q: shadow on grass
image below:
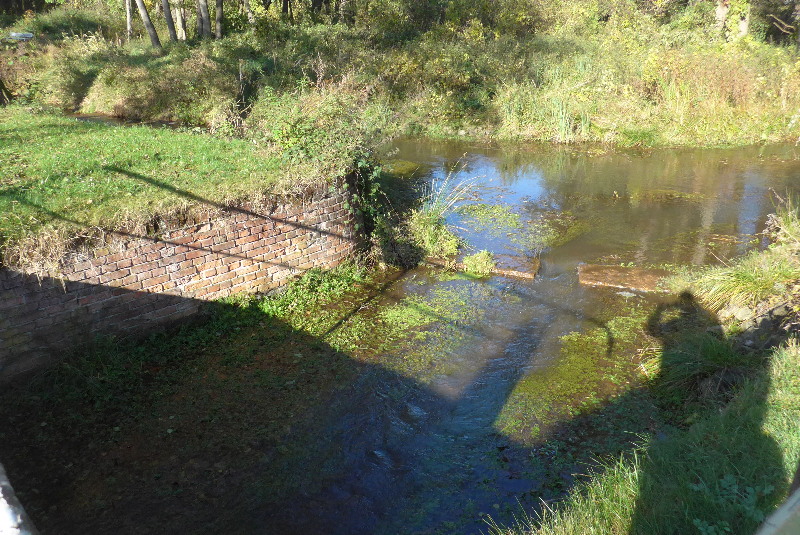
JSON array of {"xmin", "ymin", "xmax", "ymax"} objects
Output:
[
  {"xmin": 1, "ymin": 268, "xmax": 795, "ymax": 535},
  {"xmin": 624, "ymin": 293, "xmax": 790, "ymax": 534}
]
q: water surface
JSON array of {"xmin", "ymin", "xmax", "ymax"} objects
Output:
[{"xmin": 267, "ymin": 141, "xmax": 800, "ymax": 534}]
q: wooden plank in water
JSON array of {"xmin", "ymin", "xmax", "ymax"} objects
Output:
[{"xmin": 577, "ymin": 264, "xmax": 670, "ymax": 293}]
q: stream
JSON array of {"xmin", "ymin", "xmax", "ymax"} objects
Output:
[
  {"xmin": 9, "ymin": 121, "xmax": 800, "ymax": 533},
  {"xmin": 262, "ymin": 141, "xmax": 800, "ymax": 534}
]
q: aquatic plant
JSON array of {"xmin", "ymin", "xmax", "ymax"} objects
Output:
[
  {"xmin": 462, "ymin": 250, "xmax": 495, "ymax": 277},
  {"xmin": 407, "ymin": 163, "xmax": 476, "ymax": 258}
]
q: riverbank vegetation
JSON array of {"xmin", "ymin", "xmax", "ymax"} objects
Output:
[
  {"xmin": 5, "ymin": 1, "xmax": 800, "ymax": 264},
  {"xmin": 498, "ymin": 201, "xmax": 800, "ymax": 534},
  {"xmin": 3, "ymin": 1, "xmax": 800, "ymax": 148}
]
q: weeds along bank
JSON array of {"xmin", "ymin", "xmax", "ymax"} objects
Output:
[
  {"xmin": 3, "ymin": 2, "xmax": 800, "ymax": 146},
  {"xmin": 498, "ymin": 202, "xmax": 800, "ymax": 534}
]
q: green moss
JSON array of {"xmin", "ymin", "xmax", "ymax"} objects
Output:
[
  {"xmin": 514, "ymin": 211, "xmax": 591, "ymax": 252},
  {"xmin": 496, "ymin": 307, "xmax": 650, "ymax": 443},
  {"xmin": 380, "ymin": 302, "xmax": 438, "ymax": 332},
  {"xmin": 382, "ymin": 159, "xmax": 428, "ymax": 179},
  {"xmin": 629, "ymin": 189, "xmax": 706, "ymax": 204}
]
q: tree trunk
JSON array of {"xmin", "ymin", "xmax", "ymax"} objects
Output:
[
  {"xmin": 0, "ymin": 78, "xmax": 10, "ymax": 106},
  {"xmin": 242, "ymin": 0, "xmax": 255, "ymax": 24},
  {"xmin": 162, "ymin": 0, "xmax": 179, "ymax": 41},
  {"xmin": 215, "ymin": 0, "xmax": 224, "ymax": 39},
  {"xmin": 134, "ymin": 0, "xmax": 163, "ymax": 49},
  {"xmin": 125, "ymin": 0, "xmax": 133, "ymax": 41},
  {"xmin": 197, "ymin": 0, "xmax": 203, "ymax": 36},
  {"xmin": 174, "ymin": 0, "xmax": 187, "ymax": 40},
  {"xmin": 198, "ymin": 0, "xmax": 212, "ymax": 37},
  {"xmin": 715, "ymin": 0, "xmax": 730, "ymax": 30},
  {"xmin": 261, "ymin": 0, "xmax": 272, "ymax": 12},
  {"xmin": 282, "ymin": 0, "xmax": 293, "ymax": 22},
  {"xmin": 338, "ymin": 0, "xmax": 354, "ymax": 25},
  {"xmin": 737, "ymin": 6, "xmax": 750, "ymax": 37}
]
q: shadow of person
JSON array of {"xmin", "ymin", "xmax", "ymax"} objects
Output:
[{"xmin": 629, "ymin": 291, "xmax": 788, "ymax": 534}]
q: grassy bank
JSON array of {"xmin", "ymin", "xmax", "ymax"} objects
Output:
[
  {"xmin": 3, "ymin": 3, "xmax": 800, "ymax": 147},
  {"xmin": 499, "ymin": 340, "xmax": 800, "ymax": 535},
  {"xmin": 0, "ymin": 104, "xmax": 360, "ymax": 269},
  {"xmin": 498, "ymin": 203, "xmax": 800, "ymax": 534}
]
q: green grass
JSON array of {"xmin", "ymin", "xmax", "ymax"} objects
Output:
[
  {"xmin": 671, "ymin": 200, "xmax": 800, "ymax": 310},
  {"xmin": 0, "ymin": 105, "xmax": 297, "ymax": 267},
  {"xmin": 497, "ymin": 339, "xmax": 800, "ymax": 535},
  {"xmin": 681, "ymin": 249, "xmax": 800, "ymax": 310}
]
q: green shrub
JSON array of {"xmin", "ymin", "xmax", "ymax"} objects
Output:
[{"xmin": 246, "ymin": 81, "xmax": 394, "ymax": 178}]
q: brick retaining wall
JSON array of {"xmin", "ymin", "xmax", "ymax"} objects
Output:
[{"xmin": 0, "ymin": 187, "xmax": 358, "ymax": 381}]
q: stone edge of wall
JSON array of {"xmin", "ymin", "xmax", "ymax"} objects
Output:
[{"xmin": 0, "ymin": 184, "xmax": 360, "ymax": 383}]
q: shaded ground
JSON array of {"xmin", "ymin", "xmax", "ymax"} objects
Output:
[{"xmin": 3, "ymin": 141, "xmax": 800, "ymax": 534}]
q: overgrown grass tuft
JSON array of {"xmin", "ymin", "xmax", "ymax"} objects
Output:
[
  {"xmin": 656, "ymin": 333, "xmax": 752, "ymax": 394},
  {"xmin": 405, "ymin": 168, "xmax": 475, "ymax": 259},
  {"xmin": 407, "ymin": 210, "xmax": 461, "ymax": 259},
  {"xmin": 682, "ymin": 249, "xmax": 800, "ymax": 310},
  {"xmin": 462, "ymin": 249, "xmax": 495, "ymax": 277}
]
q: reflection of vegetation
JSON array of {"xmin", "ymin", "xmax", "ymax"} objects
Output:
[
  {"xmin": 672, "ymin": 201, "xmax": 800, "ymax": 309},
  {"xmin": 462, "ymin": 249, "xmax": 495, "ymax": 277}
]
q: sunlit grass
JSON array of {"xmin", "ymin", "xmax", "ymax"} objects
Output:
[
  {"xmin": 671, "ymin": 199, "xmax": 800, "ymax": 310},
  {"xmin": 0, "ymin": 105, "xmax": 288, "ymax": 267},
  {"xmin": 496, "ymin": 340, "xmax": 800, "ymax": 535}
]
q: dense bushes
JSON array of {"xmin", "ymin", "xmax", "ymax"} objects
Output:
[{"xmin": 3, "ymin": 1, "xmax": 800, "ymax": 148}]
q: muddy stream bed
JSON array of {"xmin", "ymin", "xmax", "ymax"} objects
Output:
[{"xmin": 3, "ymin": 140, "xmax": 800, "ymax": 534}]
